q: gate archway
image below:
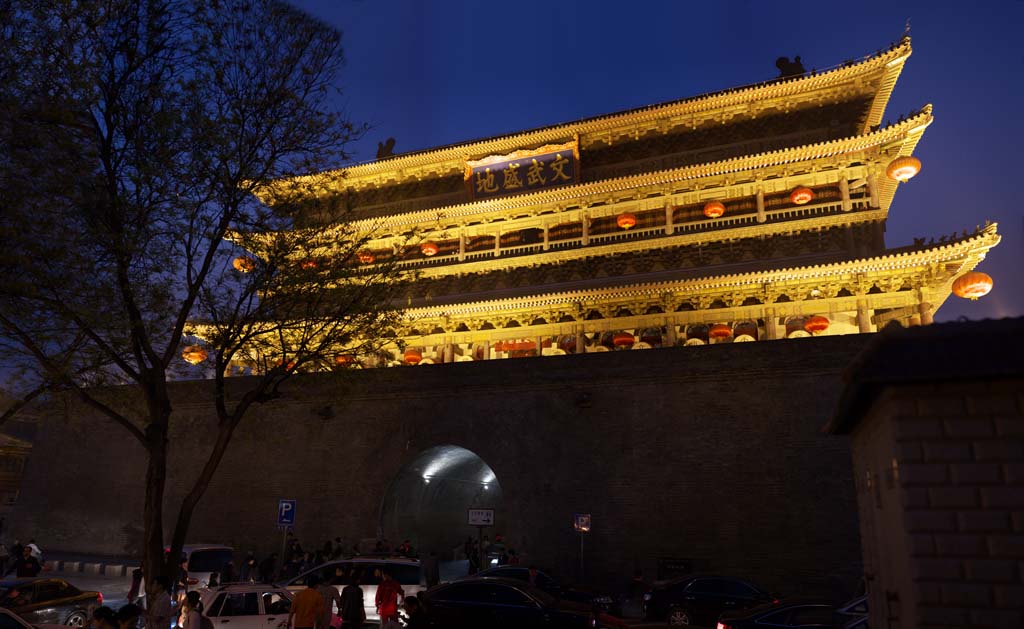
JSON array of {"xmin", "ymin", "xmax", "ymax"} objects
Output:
[{"xmin": 379, "ymin": 445, "xmax": 503, "ymax": 557}]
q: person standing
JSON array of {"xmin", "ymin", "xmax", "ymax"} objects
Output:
[
  {"xmin": 315, "ymin": 578, "xmax": 342, "ymax": 629},
  {"xmin": 26, "ymin": 539, "xmax": 42, "ymax": 562},
  {"xmin": 401, "ymin": 596, "xmax": 429, "ymax": 629},
  {"xmin": 288, "ymin": 575, "xmax": 324, "ymax": 629},
  {"xmin": 6, "ymin": 546, "xmax": 41, "ymax": 577},
  {"xmin": 0, "ymin": 542, "xmax": 9, "ymax": 575},
  {"xmin": 374, "ymin": 569, "xmax": 404, "ymax": 628},
  {"xmin": 258, "ymin": 553, "xmax": 278, "ymax": 583},
  {"xmin": 179, "ymin": 591, "xmax": 203, "ymax": 629},
  {"xmin": 422, "ymin": 551, "xmax": 439, "ymax": 589},
  {"xmin": 339, "ymin": 571, "xmax": 365, "ymax": 629},
  {"xmin": 146, "ymin": 576, "xmax": 173, "ymax": 629},
  {"xmin": 240, "ymin": 553, "xmax": 257, "ymax": 583}
]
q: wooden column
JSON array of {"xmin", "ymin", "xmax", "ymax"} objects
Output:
[
  {"xmin": 857, "ymin": 300, "xmax": 873, "ymax": 333},
  {"xmin": 575, "ymin": 324, "xmax": 586, "ymax": 354},
  {"xmin": 664, "ymin": 203, "xmax": 674, "ymax": 235},
  {"xmin": 481, "ymin": 340, "xmax": 490, "ymax": 361},
  {"xmin": 444, "ymin": 343, "xmax": 455, "ymax": 363},
  {"xmin": 763, "ymin": 307, "xmax": 777, "ymax": 340},
  {"xmin": 756, "ymin": 187, "xmax": 766, "ymax": 223},
  {"xmin": 542, "ymin": 224, "xmax": 550, "ymax": 251},
  {"xmin": 494, "ymin": 230, "xmax": 501, "ymax": 257},
  {"xmin": 840, "ymin": 174, "xmax": 852, "ymax": 211},
  {"xmin": 919, "ymin": 302, "xmax": 934, "ymax": 326},
  {"xmin": 867, "ymin": 170, "xmax": 880, "ymax": 208},
  {"xmin": 665, "ymin": 318, "xmax": 678, "ymax": 346},
  {"xmin": 458, "ymin": 231, "xmax": 466, "ymax": 261},
  {"xmin": 536, "ymin": 336, "xmax": 545, "ymax": 357},
  {"xmin": 581, "ymin": 211, "xmax": 590, "ymax": 245}
]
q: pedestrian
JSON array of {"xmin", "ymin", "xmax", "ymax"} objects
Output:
[
  {"xmin": 174, "ymin": 557, "xmax": 189, "ymax": 605},
  {"xmin": 332, "ymin": 538, "xmax": 343, "ymax": 560},
  {"xmin": 527, "ymin": 565, "xmax": 539, "ymax": 587},
  {"xmin": 374, "ymin": 568, "xmax": 404, "ymax": 628},
  {"xmin": 221, "ymin": 561, "xmax": 237, "ymax": 584},
  {"xmin": 288, "ymin": 575, "xmax": 324, "ymax": 629},
  {"xmin": 178, "ymin": 591, "xmax": 203, "ymax": 629},
  {"xmin": 497, "ymin": 549, "xmax": 509, "ymax": 566},
  {"xmin": 10, "ymin": 540, "xmax": 22, "ymax": 562},
  {"xmin": 299, "ymin": 552, "xmax": 315, "ymax": 575},
  {"xmin": 339, "ymin": 571, "xmax": 365, "ymax": 628},
  {"xmin": 116, "ymin": 604, "xmax": 143, "ymax": 629},
  {"xmin": 507, "ymin": 549, "xmax": 520, "ymax": 566},
  {"xmin": 92, "ymin": 607, "xmax": 118, "ymax": 629},
  {"xmin": 0, "ymin": 542, "xmax": 9, "ymax": 575},
  {"xmin": 145, "ymin": 576, "xmax": 173, "ymax": 629},
  {"xmin": 6, "ymin": 546, "xmax": 41, "ymax": 577},
  {"xmin": 26, "ymin": 539, "xmax": 42, "ymax": 562},
  {"xmin": 240, "ymin": 553, "xmax": 257, "ymax": 583},
  {"xmin": 258, "ymin": 553, "xmax": 278, "ymax": 583},
  {"xmin": 422, "ymin": 551, "xmax": 439, "ymax": 589},
  {"xmin": 316, "ymin": 577, "xmax": 342, "ymax": 629},
  {"xmin": 401, "ymin": 595, "xmax": 429, "ymax": 629},
  {"xmin": 396, "ymin": 540, "xmax": 411, "ymax": 557},
  {"xmin": 127, "ymin": 565, "xmax": 144, "ymax": 603},
  {"xmin": 466, "ymin": 539, "xmax": 479, "ymax": 575}
]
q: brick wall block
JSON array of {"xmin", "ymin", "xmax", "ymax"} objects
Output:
[
  {"xmin": 907, "ymin": 510, "xmax": 957, "ymax": 532},
  {"xmin": 910, "ymin": 533, "xmax": 935, "ymax": 556},
  {"xmin": 964, "ymin": 559, "xmax": 1018, "ymax": 582},
  {"xmin": 994, "ymin": 417, "xmax": 1024, "ymax": 437},
  {"xmin": 980, "ymin": 487, "xmax": 1024, "ymax": 509},
  {"xmin": 993, "ymin": 584, "xmax": 1024, "ymax": 608},
  {"xmin": 967, "ymin": 395, "xmax": 1019, "ymax": 416},
  {"xmin": 974, "ymin": 440, "xmax": 1024, "ymax": 462},
  {"xmin": 917, "ymin": 606, "xmax": 969, "ymax": 626},
  {"xmin": 917, "ymin": 397, "xmax": 966, "ymax": 417},
  {"xmin": 958, "ymin": 511, "xmax": 1011, "ymax": 532},
  {"xmin": 901, "ymin": 463, "xmax": 948, "ymax": 485},
  {"xmin": 968, "ymin": 609, "xmax": 1023, "ymax": 629},
  {"xmin": 934, "ymin": 533, "xmax": 986, "ymax": 556},
  {"xmin": 894, "ymin": 417, "xmax": 945, "ymax": 439},
  {"xmin": 987, "ymin": 534, "xmax": 1024, "ymax": 558},
  {"xmin": 915, "ymin": 582, "xmax": 942, "ymax": 604},
  {"xmin": 903, "ymin": 488, "xmax": 929, "ymax": 508},
  {"xmin": 1003, "ymin": 463, "xmax": 1024, "ymax": 484},
  {"xmin": 922, "ymin": 441, "xmax": 972, "ymax": 462},
  {"xmin": 895, "ymin": 441, "xmax": 923, "ymax": 462},
  {"xmin": 950, "ymin": 463, "xmax": 1001, "ymax": 485},
  {"xmin": 928, "ymin": 487, "xmax": 978, "ymax": 508},
  {"xmin": 940, "ymin": 582, "xmax": 992, "ymax": 606},
  {"xmin": 945, "ymin": 417, "xmax": 995, "ymax": 437},
  {"xmin": 913, "ymin": 557, "xmax": 963, "ymax": 580}
]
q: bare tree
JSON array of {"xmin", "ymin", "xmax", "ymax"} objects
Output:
[{"xmin": 0, "ymin": 0, "xmax": 410, "ymax": 588}]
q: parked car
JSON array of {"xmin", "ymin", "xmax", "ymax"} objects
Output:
[
  {"xmin": 0, "ymin": 578, "xmax": 102, "ymax": 627},
  {"xmin": 280, "ymin": 557, "xmax": 423, "ymax": 623},
  {"xmin": 835, "ymin": 595, "xmax": 867, "ymax": 621},
  {"xmin": 473, "ymin": 566, "xmax": 622, "ymax": 616},
  {"xmin": 715, "ymin": 600, "xmax": 835, "ymax": 628},
  {"xmin": 421, "ymin": 577, "xmax": 627, "ymax": 628},
  {"xmin": 0, "ymin": 607, "xmax": 69, "ymax": 629},
  {"xmin": 174, "ymin": 545, "xmax": 235, "ymax": 590},
  {"xmin": 199, "ymin": 584, "xmax": 294, "ymax": 629},
  {"xmin": 642, "ymin": 575, "xmax": 773, "ymax": 624}
]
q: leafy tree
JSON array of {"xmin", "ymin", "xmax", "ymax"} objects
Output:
[{"xmin": 0, "ymin": 0, "xmax": 410, "ymax": 588}]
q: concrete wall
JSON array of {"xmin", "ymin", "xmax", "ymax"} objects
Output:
[
  {"xmin": 848, "ymin": 380, "xmax": 1024, "ymax": 629},
  {"xmin": 13, "ymin": 336, "xmax": 868, "ymax": 597}
]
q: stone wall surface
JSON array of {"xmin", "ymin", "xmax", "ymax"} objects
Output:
[{"xmin": 13, "ymin": 336, "xmax": 869, "ymax": 596}]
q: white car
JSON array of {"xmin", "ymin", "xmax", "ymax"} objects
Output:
[
  {"xmin": 281, "ymin": 558, "xmax": 423, "ymax": 623},
  {"xmin": 0, "ymin": 608, "xmax": 67, "ymax": 629},
  {"xmin": 178, "ymin": 545, "xmax": 235, "ymax": 590},
  {"xmin": 198, "ymin": 585, "xmax": 294, "ymax": 629}
]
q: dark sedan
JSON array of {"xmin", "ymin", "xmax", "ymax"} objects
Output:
[
  {"xmin": 0, "ymin": 579, "xmax": 101, "ymax": 627},
  {"xmin": 717, "ymin": 601, "xmax": 836, "ymax": 628},
  {"xmin": 474, "ymin": 565, "xmax": 623, "ymax": 616},
  {"xmin": 642, "ymin": 574, "xmax": 773, "ymax": 625},
  {"xmin": 422, "ymin": 577, "xmax": 627, "ymax": 628}
]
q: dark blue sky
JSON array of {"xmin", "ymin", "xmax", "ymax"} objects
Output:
[{"xmin": 290, "ymin": 0, "xmax": 1023, "ymax": 322}]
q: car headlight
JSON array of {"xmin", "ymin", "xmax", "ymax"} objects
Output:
[
  {"xmin": 642, "ymin": 593, "xmax": 652, "ymax": 601},
  {"xmin": 593, "ymin": 596, "xmax": 613, "ymax": 604}
]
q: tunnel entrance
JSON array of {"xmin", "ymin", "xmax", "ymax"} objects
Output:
[{"xmin": 379, "ymin": 445, "xmax": 503, "ymax": 558}]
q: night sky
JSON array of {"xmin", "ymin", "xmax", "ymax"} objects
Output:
[{"xmin": 289, "ymin": 0, "xmax": 1023, "ymax": 322}]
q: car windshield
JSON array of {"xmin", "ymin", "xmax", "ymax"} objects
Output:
[{"xmin": 188, "ymin": 550, "xmax": 233, "ymax": 573}]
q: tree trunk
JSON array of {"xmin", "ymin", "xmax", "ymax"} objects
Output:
[{"xmin": 143, "ymin": 380, "xmax": 173, "ymax": 601}]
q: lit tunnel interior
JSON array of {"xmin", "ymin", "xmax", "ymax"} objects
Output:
[{"xmin": 379, "ymin": 445, "xmax": 503, "ymax": 556}]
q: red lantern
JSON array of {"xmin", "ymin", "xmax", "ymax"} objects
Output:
[
  {"xmin": 181, "ymin": 345, "xmax": 208, "ymax": 365},
  {"xmin": 612, "ymin": 332, "xmax": 634, "ymax": 347},
  {"xmin": 300, "ymin": 258, "xmax": 318, "ymax": 270},
  {"xmin": 790, "ymin": 187, "xmax": 814, "ymax": 205},
  {"xmin": 274, "ymin": 358, "xmax": 297, "ymax": 372},
  {"xmin": 558, "ymin": 335, "xmax": 577, "ymax": 353},
  {"xmin": 640, "ymin": 328, "xmax": 662, "ymax": 346},
  {"xmin": 404, "ymin": 348, "xmax": 423, "ymax": 364},
  {"xmin": 616, "ymin": 213, "xmax": 637, "ymax": 229},
  {"xmin": 804, "ymin": 315, "xmax": 830, "ymax": 334},
  {"xmin": 886, "ymin": 156, "xmax": 922, "ymax": 182},
  {"xmin": 703, "ymin": 201, "xmax": 725, "ymax": 219},
  {"xmin": 421, "ymin": 242, "xmax": 439, "ymax": 256},
  {"xmin": 232, "ymin": 256, "xmax": 255, "ymax": 273},
  {"xmin": 709, "ymin": 323, "xmax": 732, "ymax": 340},
  {"xmin": 334, "ymin": 354, "xmax": 355, "ymax": 367},
  {"xmin": 733, "ymin": 320, "xmax": 758, "ymax": 340},
  {"xmin": 357, "ymin": 251, "xmax": 375, "ymax": 264},
  {"xmin": 952, "ymin": 271, "xmax": 993, "ymax": 301}
]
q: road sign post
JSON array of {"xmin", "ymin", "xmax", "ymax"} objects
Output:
[
  {"xmin": 573, "ymin": 513, "xmax": 591, "ymax": 582},
  {"xmin": 468, "ymin": 509, "xmax": 494, "ymax": 573},
  {"xmin": 278, "ymin": 499, "xmax": 296, "ymax": 567}
]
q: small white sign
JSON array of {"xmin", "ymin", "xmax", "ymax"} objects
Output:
[{"xmin": 468, "ymin": 508, "xmax": 495, "ymax": 526}]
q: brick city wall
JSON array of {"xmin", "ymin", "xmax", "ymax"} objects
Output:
[
  {"xmin": 849, "ymin": 380, "xmax": 1024, "ymax": 629},
  {"xmin": 14, "ymin": 336, "xmax": 869, "ymax": 597}
]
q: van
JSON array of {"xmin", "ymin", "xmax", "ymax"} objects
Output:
[{"xmin": 172, "ymin": 545, "xmax": 234, "ymax": 589}]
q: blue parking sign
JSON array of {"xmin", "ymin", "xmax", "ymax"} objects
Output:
[{"xmin": 278, "ymin": 499, "xmax": 296, "ymax": 526}]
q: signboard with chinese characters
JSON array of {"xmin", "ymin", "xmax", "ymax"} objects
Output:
[
  {"xmin": 468, "ymin": 508, "xmax": 495, "ymax": 526},
  {"xmin": 465, "ymin": 138, "xmax": 579, "ymax": 201}
]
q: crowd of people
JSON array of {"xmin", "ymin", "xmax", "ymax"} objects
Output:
[{"xmin": 0, "ymin": 539, "xmax": 44, "ymax": 577}]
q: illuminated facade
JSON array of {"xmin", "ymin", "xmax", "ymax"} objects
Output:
[{"xmin": 254, "ymin": 37, "xmax": 1000, "ymax": 368}]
